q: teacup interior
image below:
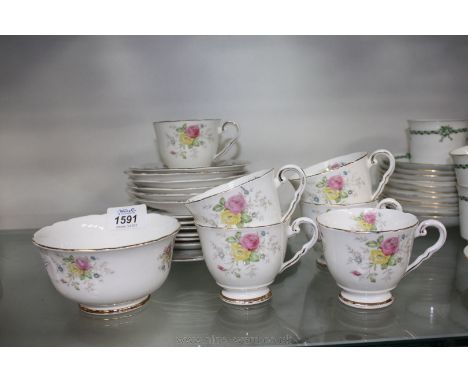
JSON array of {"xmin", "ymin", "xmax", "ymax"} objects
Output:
[
  {"xmin": 302, "ymin": 152, "xmax": 367, "ymax": 178},
  {"xmin": 34, "ymin": 213, "xmax": 179, "ymax": 250},
  {"xmin": 317, "ymin": 208, "xmax": 418, "ymax": 232},
  {"xmin": 451, "ymin": 146, "xmax": 468, "ymax": 156},
  {"xmin": 186, "ymin": 169, "xmax": 272, "ymax": 203}
]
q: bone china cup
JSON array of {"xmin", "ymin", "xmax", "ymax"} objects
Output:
[
  {"xmin": 457, "ymin": 185, "xmax": 468, "ymax": 240},
  {"xmin": 33, "ymin": 213, "xmax": 180, "ymax": 315},
  {"xmin": 450, "ymin": 145, "xmax": 468, "ymax": 187},
  {"xmin": 153, "ymin": 119, "xmax": 240, "ymax": 168},
  {"xmin": 290, "ymin": 151, "xmax": 395, "ymax": 205},
  {"xmin": 185, "ymin": 165, "xmax": 306, "ymax": 228},
  {"xmin": 197, "ymin": 217, "xmax": 319, "ymax": 305},
  {"xmin": 317, "ymin": 208, "xmax": 447, "ymax": 309},
  {"xmin": 409, "ymin": 119, "xmax": 468, "ymax": 164}
]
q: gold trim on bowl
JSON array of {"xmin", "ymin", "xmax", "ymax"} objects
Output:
[
  {"xmin": 32, "ymin": 229, "xmax": 179, "ymax": 253},
  {"xmin": 220, "ymin": 291, "xmax": 273, "ymax": 305},
  {"xmin": 79, "ymin": 295, "xmax": 151, "ymax": 315}
]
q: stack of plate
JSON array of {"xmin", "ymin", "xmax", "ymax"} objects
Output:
[
  {"xmin": 379, "ymin": 154, "xmax": 459, "ymax": 227},
  {"xmin": 125, "ymin": 161, "xmax": 249, "ymax": 261}
]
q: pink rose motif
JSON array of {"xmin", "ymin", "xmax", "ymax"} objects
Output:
[
  {"xmin": 225, "ymin": 194, "xmax": 247, "ymax": 214},
  {"xmin": 380, "ymin": 237, "xmax": 399, "ymax": 256},
  {"xmin": 363, "ymin": 212, "xmax": 376, "ymax": 225},
  {"xmin": 185, "ymin": 125, "xmax": 200, "ymax": 138},
  {"xmin": 75, "ymin": 257, "xmax": 92, "ymax": 271},
  {"xmin": 327, "ymin": 175, "xmax": 344, "ymax": 191},
  {"xmin": 217, "ymin": 265, "xmax": 226, "ymax": 271},
  {"xmin": 240, "ymin": 233, "xmax": 260, "ymax": 251},
  {"xmin": 330, "ymin": 162, "xmax": 342, "ymax": 170},
  {"xmin": 351, "ymin": 270, "xmax": 362, "ymax": 276}
]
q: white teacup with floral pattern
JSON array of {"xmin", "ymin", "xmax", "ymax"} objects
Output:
[
  {"xmin": 153, "ymin": 119, "xmax": 240, "ymax": 168},
  {"xmin": 317, "ymin": 208, "xmax": 447, "ymax": 309},
  {"xmin": 185, "ymin": 165, "xmax": 306, "ymax": 228},
  {"xmin": 197, "ymin": 217, "xmax": 319, "ymax": 305},
  {"xmin": 301, "ymin": 198, "xmax": 401, "ymax": 267},
  {"xmin": 290, "ymin": 151, "xmax": 395, "ymax": 205}
]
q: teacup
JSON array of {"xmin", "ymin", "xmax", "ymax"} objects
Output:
[
  {"xmin": 408, "ymin": 119, "xmax": 468, "ymax": 164},
  {"xmin": 153, "ymin": 119, "xmax": 240, "ymax": 168},
  {"xmin": 450, "ymin": 145, "xmax": 468, "ymax": 187},
  {"xmin": 185, "ymin": 165, "xmax": 306, "ymax": 228},
  {"xmin": 301, "ymin": 198, "xmax": 401, "ymax": 267},
  {"xmin": 317, "ymin": 208, "xmax": 447, "ymax": 309},
  {"xmin": 290, "ymin": 150, "xmax": 395, "ymax": 205},
  {"xmin": 457, "ymin": 185, "xmax": 468, "ymax": 240},
  {"xmin": 197, "ymin": 217, "xmax": 319, "ymax": 305}
]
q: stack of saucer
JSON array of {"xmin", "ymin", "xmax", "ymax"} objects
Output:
[
  {"xmin": 126, "ymin": 161, "xmax": 249, "ymax": 261},
  {"xmin": 379, "ymin": 154, "xmax": 459, "ymax": 227}
]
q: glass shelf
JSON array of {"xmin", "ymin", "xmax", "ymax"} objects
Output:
[{"xmin": 1, "ymin": 227, "xmax": 468, "ymax": 346}]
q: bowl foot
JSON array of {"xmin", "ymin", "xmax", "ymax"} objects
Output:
[
  {"xmin": 79, "ymin": 295, "xmax": 151, "ymax": 316},
  {"xmin": 220, "ymin": 288, "xmax": 272, "ymax": 306},
  {"xmin": 339, "ymin": 291, "xmax": 394, "ymax": 310}
]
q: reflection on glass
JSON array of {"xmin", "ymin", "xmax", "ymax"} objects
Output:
[{"xmin": 210, "ymin": 302, "xmax": 299, "ymax": 346}]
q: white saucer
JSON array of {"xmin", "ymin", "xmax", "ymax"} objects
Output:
[
  {"xmin": 128, "ymin": 161, "xmax": 249, "ymax": 174},
  {"xmin": 132, "ymin": 174, "xmax": 242, "ymax": 189},
  {"xmin": 127, "ymin": 170, "xmax": 246, "ymax": 182}
]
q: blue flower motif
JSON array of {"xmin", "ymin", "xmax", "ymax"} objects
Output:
[
  {"xmin": 93, "ymin": 273, "xmax": 100, "ymax": 278},
  {"xmin": 314, "ymin": 196, "xmax": 319, "ymax": 202}
]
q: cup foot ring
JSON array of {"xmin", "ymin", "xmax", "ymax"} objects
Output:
[
  {"xmin": 219, "ymin": 290, "xmax": 272, "ymax": 306},
  {"xmin": 79, "ymin": 295, "xmax": 151, "ymax": 316},
  {"xmin": 339, "ymin": 293, "xmax": 394, "ymax": 310}
]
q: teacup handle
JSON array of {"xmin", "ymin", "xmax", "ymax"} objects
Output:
[
  {"xmin": 274, "ymin": 165, "xmax": 307, "ymax": 222},
  {"xmin": 280, "ymin": 217, "xmax": 319, "ymax": 273},
  {"xmin": 213, "ymin": 121, "xmax": 240, "ymax": 161},
  {"xmin": 368, "ymin": 149, "xmax": 395, "ymax": 201},
  {"xmin": 405, "ymin": 219, "xmax": 447, "ymax": 276},
  {"xmin": 376, "ymin": 198, "xmax": 402, "ymax": 211}
]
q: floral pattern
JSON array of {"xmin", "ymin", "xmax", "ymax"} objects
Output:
[
  {"xmin": 159, "ymin": 243, "xmax": 173, "ymax": 272},
  {"xmin": 348, "ymin": 234, "xmax": 408, "ymax": 283},
  {"xmin": 315, "ymin": 174, "xmax": 350, "ymax": 203},
  {"xmin": 204, "ymin": 186, "xmax": 273, "ymax": 227},
  {"xmin": 209, "ymin": 230, "xmax": 281, "ymax": 279},
  {"xmin": 166, "ymin": 123, "xmax": 215, "ymax": 159},
  {"xmin": 212, "ymin": 193, "xmax": 253, "ymax": 227},
  {"xmin": 53, "ymin": 255, "xmax": 114, "ymax": 292},
  {"xmin": 354, "ymin": 211, "xmax": 377, "ymax": 231}
]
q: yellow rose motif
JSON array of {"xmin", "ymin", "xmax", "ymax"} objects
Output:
[
  {"xmin": 358, "ymin": 221, "xmax": 375, "ymax": 231},
  {"xmin": 179, "ymin": 133, "xmax": 194, "ymax": 146},
  {"xmin": 323, "ymin": 187, "xmax": 340, "ymax": 202},
  {"xmin": 231, "ymin": 243, "xmax": 251, "ymax": 261},
  {"xmin": 220, "ymin": 210, "xmax": 242, "ymax": 226},
  {"xmin": 370, "ymin": 249, "xmax": 390, "ymax": 265}
]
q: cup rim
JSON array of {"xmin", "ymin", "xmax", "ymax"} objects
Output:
[
  {"xmin": 297, "ymin": 152, "xmax": 368, "ymax": 179},
  {"xmin": 153, "ymin": 119, "xmax": 222, "ymax": 125},
  {"xmin": 32, "ymin": 213, "xmax": 180, "ymax": 253},
  {"xmin": 185, "ymin": 169, "xmax": 273, "ymax": 204},
  {"xmin": 300, "ymin": 200, "xmax": 376, "ymax": 207},
  {"xmin": 450, "ymin": 146, "xmax": 468, "ymax": 156},
  {"xmin": 316, "ymin": 208, "xmax": 418, "ymax": 234},
  {"xmin": 195, "ymin": 219, "xmax": 288, "ymax": 230}
]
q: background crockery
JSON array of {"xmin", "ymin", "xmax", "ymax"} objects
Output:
[
  {"xmin": 153, "ymin": 119, "xmax": 240, "ymax": 168},
  {"xmin": 196, "ymin": 217, "xmax": 319, "ymax": 305},
  {"xmin": 450, "ymin": 145, "xmax": 468, "ymax": 187},
  {"xmin": 185, "ymin": 165, "xmax": 306, "ymax": 228},
  {"xmin": 317, "ymin": 208, "xmax": 447, "ymax": 309},
  {"xmin": 408, "ymin": 119, "xmax": 468, "ymax": 164},
  {"xmin": 290, "ymin": 150, "xmax": 395, "ymax": 205}
]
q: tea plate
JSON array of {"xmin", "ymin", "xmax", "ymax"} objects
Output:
[
  {"xmin": 172, "ymin": 249, "xmax": 203, "ymax": 262},
  {"xmin": 383, "ymin": 187, "xmax": 459, "ymax": 204},
  {"xmin": 128, "ymin": 161, "xmax": 249, "ymax": 174},
  {"xmin": 135, "ymin": 200, "xmax": 190, "ymax": 215},
  {"xmin": 127, "ymin": 184, "xmax": 212, "ymax": 195},
  {"xmin": 128, "ymin": 191, "xmax": 196, "ymax": 202},
  {"xmin": 388, "ymin": 178, "xmax": 457, "ymax": 192},
  {"xmin": 132, "ymin": 175, "xmax": 242, "ymax": 189},
  {"xmin": 379, "ymin": 169, "xmax": 455, "ymax": 182},
  {"xmin": 127, "ymin": 170, "xmax": 246, "ymax": 182},
  {"xmin": 174, "ymin": 242, "xmax": 202, "ymax": 250},
  {"xmin": 176, "ymin": 232, "xmax": 199, "ymax": 239}
]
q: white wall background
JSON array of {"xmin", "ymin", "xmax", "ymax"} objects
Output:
[{"xmin": 1, "ymin": 36, "xmax": 467, "ymax": 229}]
